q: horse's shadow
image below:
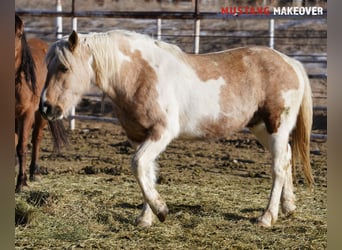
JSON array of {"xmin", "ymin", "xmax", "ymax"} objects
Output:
[
  {"xmin": 109, "ymin": 202, "xmax": 138, "ymax": 225},
  {"xmin": 168, "ymin": 203, "xmax": 203, "ymax": 215},
  {"xmin": 113, "ymin": 202, "xmax": 264, "ymax": 225},
  {"xmin": 224, "ymin": 207, "xmax": 264, "ymax": 223}
]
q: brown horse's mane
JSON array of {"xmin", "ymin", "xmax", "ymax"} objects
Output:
[{"xmin": 15, "ymin": 15, "xmax": 37, "ymax": 94}]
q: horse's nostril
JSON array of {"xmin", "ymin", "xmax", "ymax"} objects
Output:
[
  {"xmin": 38, "ymin": 92, "xmax": 62, "ymax": 120},
  {"xmin": 41, "ymin": 102, "xmax": 51, "ymax": 114},
  {"xmin": 55, "ymin": 106, "xmax": 63, "ymax": 118},
  {"xmin": 39, "ymin": 101, "xmax": 59, "ymax": 120}
]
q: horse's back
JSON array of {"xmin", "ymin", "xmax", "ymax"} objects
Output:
[
  {"xmin": 28, "ymin": 38, "xmax": 48, "ymax": 51},
  {"xmin": 172, "ymin": 46, "xmax": 305, "ymax": 137}
]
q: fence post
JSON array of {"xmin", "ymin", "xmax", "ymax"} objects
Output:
[
  {"xmin": 69, "ymin": 0, "xmax": 77, "ymax": 130},
  {"xmin": 269, "ymin": 18, "xmax": 274, "ymax": 49},
  {"xmin": 157, "ymin": 18, "xmax": 162, "ymax": 40},
  {"xmin": 193, "ymin": 0, "xmax": 200, "ymax": 54},
  {"xmin": 71, "ymin": 0, "xmax": 77, "ymax": 33},
  {"xmin": 56, "ymin": 0, "xmax": 63, "ymax": 39}
]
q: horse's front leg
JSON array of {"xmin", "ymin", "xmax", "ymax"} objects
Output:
[
  {"xmin": 29, "ymin": 112, "xmax": 47, "ymax": 181},
  {"xmin": 15, "ymin": 120, "xmax": 19, "ymax": 167},
  {"xmin": 16, "ymin": 113, "xmax": 34, "ymax": 193},
  {"xmin": 131, "ymin": 131, "xmax": 174, "ymax": 227},
  {"xmin": 135, "ymin": 201, "xmax": 155, "ymax": 227}
]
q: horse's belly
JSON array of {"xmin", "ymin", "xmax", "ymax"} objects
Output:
[{"xmin": 178, "ymin": 104, "xmax": 257, "ymax": 139}]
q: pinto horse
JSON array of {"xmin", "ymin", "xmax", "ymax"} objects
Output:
[
  {"xmin": 15, "ymin": 15, "xmax": 67, "ymax": 193},
  {"xmin": 40, "ymin": 30, "xmax": 313, "ymax": 228}
]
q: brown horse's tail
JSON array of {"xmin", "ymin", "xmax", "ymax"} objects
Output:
[{"xmin": 291, "ymin": 61, "xmax": 314, "ymax": 188}]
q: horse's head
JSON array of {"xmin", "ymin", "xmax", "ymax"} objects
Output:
[
  {"xmin": 40, "ymin": 31, "xmax": 94, "ymax": 121},
  {"xmin": 15, "ymin": 15, "xmax": 24, "ymax": 68}
]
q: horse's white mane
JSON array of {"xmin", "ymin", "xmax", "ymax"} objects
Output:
[
  {"xmin": 79, "ymin": 29, "xmax": 185, "ymax": 61},
  {"xmin": 46, "ymin": 29, "xmax": 186, "ymax": 90},
  {"xmin": 84, "ymin": 30, "xmax": 186, "ymax": 85}
]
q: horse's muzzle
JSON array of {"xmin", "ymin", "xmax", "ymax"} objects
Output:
[{"xmin": 39, "ymin": 101, "xmax": 63, "ymax": 121}]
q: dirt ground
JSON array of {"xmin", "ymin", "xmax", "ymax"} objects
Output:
[
  {"xmin": 15, "ymin": 1, "xmax": 327, "ymax": 249},
  {"xmin": 15, "ymin": 104, "xmax": 327, "ymax": 249}
]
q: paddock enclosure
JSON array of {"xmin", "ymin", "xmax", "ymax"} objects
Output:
[{"xmin": 15, "ymin": 0, "xmax": 326, "ymax": 249}]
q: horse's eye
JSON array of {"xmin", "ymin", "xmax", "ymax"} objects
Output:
[{"xmin": 59, "ymin": 65, "xmax": 68, "ymax": 73}]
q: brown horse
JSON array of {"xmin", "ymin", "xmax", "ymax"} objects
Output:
[{"xmin": 15, "ymin": 15, "xmax": 67, "ymax": 193}]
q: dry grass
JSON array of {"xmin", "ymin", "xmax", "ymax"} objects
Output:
[{"xmin": 15, "ymin": 120, "xmax": 327, "ymax": 249}]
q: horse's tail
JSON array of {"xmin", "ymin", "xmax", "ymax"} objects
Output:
[{"xmin": 291, "ymin": 60, "xmax": 314, "ymax": 188}]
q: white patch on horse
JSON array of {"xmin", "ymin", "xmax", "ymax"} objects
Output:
[{"xmin": 155, "ymin": 64, "xmax": 227, "ymax": 137}]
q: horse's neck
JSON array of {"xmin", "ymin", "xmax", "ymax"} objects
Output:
[
  {"xmin": 15, "ymin": 51, "xmax": 22, "ymax": 73},
  {"xmin": 87, "ymin": 33, "xmax": 128, "ymax": 97}
]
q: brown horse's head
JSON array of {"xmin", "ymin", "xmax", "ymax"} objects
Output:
[
  {"xmin": 40, "ymin": 31, "xmax": 94, "ymax": 121},
  {"xmin": 15, "ymin": 14, "xmax": 37, "ymax": 93},
  {"xmin": 15, "ymin": 15, "xmax": 24, "ymax": 65}
]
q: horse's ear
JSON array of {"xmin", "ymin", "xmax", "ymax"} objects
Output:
[
  {"xmin": 15, "ymin": 15, "xmax": 24, "ymax": 31},
  {"xmin": 68, "ymin": 30, "xmax": 78, "ymax": 52}
]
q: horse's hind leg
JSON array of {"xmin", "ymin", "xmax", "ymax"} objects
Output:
[
  {"xmin": 132, "ymin": 131, "xmax": 174, "ymax": 227},
  {"xmin": 29, "ymin": 112, "xmax": 47, "ymax": 182},
  {"xmin": 280, "ymin": 144, "xmax": 296, "ymax": 216},
  {"xmin": 250, "ymin": 122, "xmax": 295, "ymax": 227}
]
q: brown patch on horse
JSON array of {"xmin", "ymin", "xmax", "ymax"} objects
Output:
[
  {"xmin": 112, "ymin": 41, "xmax": 166, "ymax": 144},
  {"xmin": 243, "ymin": 48, "xmax": 299, "ymax": 133},
  {"xmin": 188, "ymin": 47, "xmax": 299, "ymax": 135},
  {"xmin": 198, "ymin": 116, "xmax": 231, "ymax": 138}
]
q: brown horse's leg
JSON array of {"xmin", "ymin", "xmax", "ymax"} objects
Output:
[
  {"xmin": 15, "ymin": 113, "xmax": 34, "ymax": 193},
  {"xmin": 29, "ymin": 112, "xmax": 47, "ymax": 181},
  {"xmin": 15, "ymin": 119, "xmax": 19, "ymax": 167}
]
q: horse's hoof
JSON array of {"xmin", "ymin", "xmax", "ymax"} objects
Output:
[
  {"xmin": 15, "ymin": 184, "xmax": 29, "ymax": 193},
  {"xmin": 257, "ymin": 219, "xmax": 272, "ymax": 228},
  {"xmin": 157, "ymin": 207, "xmax": 169, "ymax": 222},
  {"xmin": 15, "ymin": 186, "xmax": 21, "ymax": 193},
  {"xmin": 257, "ymin": 211, "xmax": 273, "ymax": 228},
  {"xmin": 281, "ymin": 202, "xmax": 296, "ymax": 216},
  {"xmin": 135, "ymin": 219, "xmax": 153, "ymax": 228},
  {"xmin": 135, "ymin": 213, "xmax": 154, "ymax": 228},
  {"xmin": 30, "ymin": 174, "xmax": 42, "ymax": 182}
]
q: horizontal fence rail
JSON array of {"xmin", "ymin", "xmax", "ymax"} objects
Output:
[
  {"xmin": 16, "ymin": 2, "xmax": 326, "ymax": 141},
  {"xmin": 15, "ymin": 10, "xmax": 327, "ymax": 19}
]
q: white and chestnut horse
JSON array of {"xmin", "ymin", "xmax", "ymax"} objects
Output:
[{"xmin": 40, "ymin": 30, "xmax": 313, "ymax": 228}]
